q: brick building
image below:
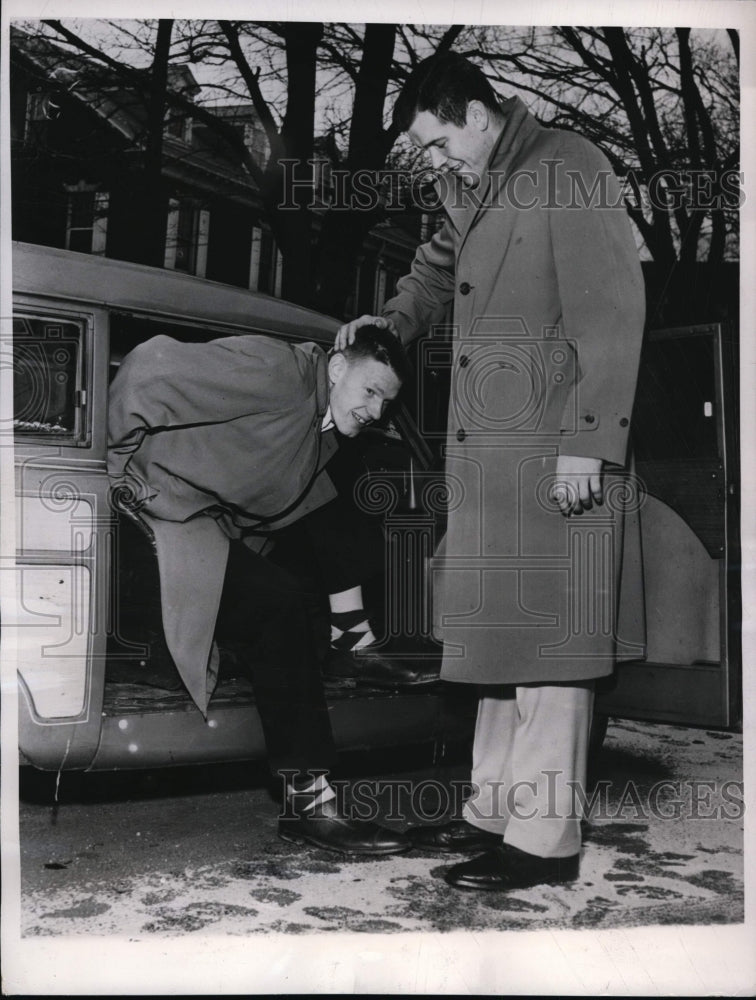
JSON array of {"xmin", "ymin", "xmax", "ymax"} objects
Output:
[{"xmin": 10, "ymin": 25, "xmax": 427, "ymax": 318}]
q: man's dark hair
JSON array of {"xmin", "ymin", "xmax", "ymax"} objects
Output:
[
  {"xmin": 340, "ymin": 324, "xmax": 412, "ymax": 386},
  {"xmin": 393, "ymin": 52, "xmax": 502, "ymax": 133}
]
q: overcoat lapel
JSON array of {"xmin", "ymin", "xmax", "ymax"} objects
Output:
[{"xmin": 446, "ymin": 97, "xmax": 540, "ymax": 253}]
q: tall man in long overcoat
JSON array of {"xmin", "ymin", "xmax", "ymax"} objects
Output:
[{"xmin": 339, "ymin": 53, "xmax": 646, "ymax": 890}]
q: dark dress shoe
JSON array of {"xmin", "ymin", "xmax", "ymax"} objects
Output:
[
  {"xmin": 278, "ymin": 797, "xmax": 411, "ymax": 856},
  {"xmin": 407, "ymin": 819, "xmax": 501, "ymax": 853},
  {"xmin": 444, "ymin": 843, "xmax": 579, "ymax": 891},
  {"xmin": 324, "ymin": 646, "xmax": 441, "ymax": 689}
]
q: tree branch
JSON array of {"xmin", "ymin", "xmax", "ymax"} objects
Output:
[
  {"xmin": 727, "ymin": 28, "xmax": 739, "ymax": 65},
  {"xmin": 219, "ymin": 21, "xmax": 283, "ymax": 157},
  {"xmin": 43, "ymin": 18, "xmax": 266, "ymax": 187}
]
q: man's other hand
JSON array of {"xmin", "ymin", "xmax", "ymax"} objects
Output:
[
  {"xmin": 335, "ymin": 315, "xmax": 398, "ymax": 351},
  {"xmin": 551, "ymin": 455, "xmax": 604, "ymax": 516}
]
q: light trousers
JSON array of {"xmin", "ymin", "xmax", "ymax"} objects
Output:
[{"xmin": 462, "ymin": 681, "xmax": 595, "ymax": 858}]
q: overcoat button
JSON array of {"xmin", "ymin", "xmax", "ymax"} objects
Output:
[
  {"xmin": 619, "ymin": 417, "xmax": 629, "ymax": 427},
  {"xmin": 456, "ymin": 428, "xmax": 466, "ymax": 442},
  {"xmin": 459, "ymin": 282, "xmax": 472, "ymax": 295},
  {"xmin": 584, "ymin": 414, "xmax": 595, "ymax": 424},
  {"xmin": 459, "ymin": 354, "xmax": 470, "ymax": 367}
]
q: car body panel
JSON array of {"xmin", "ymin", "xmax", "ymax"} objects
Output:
[{"xmin": 11, "ymin": 242, "xmax": 459, "ymax": 771}]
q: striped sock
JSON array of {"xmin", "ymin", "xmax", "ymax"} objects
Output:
[
  {"xmin": 330, "ymin": 609, "xmax": 376, "ymax": 651},
  {"xmin": 286, "ymin": 774, "xmax": 336, "ymax": 813}
]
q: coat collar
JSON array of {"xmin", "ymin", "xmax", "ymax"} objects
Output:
[
  {"xmin": 440, "ymin": 96, "xmax": 541, "ymax": 246},
  {"xmin": 292, "ymin": 340, "xmax": 330, "ymax": 419}
]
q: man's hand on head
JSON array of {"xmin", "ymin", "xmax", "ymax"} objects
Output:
[
  {"xmin": 551, "ymin": 455, "xmax": 604, "ymax": 517},
  {"xmin": 335, "ymin": 315, "xmax": 398, "ymax": 352}
]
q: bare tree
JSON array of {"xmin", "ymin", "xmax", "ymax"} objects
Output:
[
  {"xmin": 461, "ymin": 25, "xmax": 739, "ymax": 321},
  {"xmin": 140, "ymin": 19, "xmax": 173, "ymax": 267},
  {"xmin": 19, "ymin": 19, "xmax": 469, "ymax": 310},
  {"xmin": 215, "ymin": 20, "xmax": 323, "ymax": 302},
  {"xmin": 171, "ymin": 19, "xmax": 465, "ymax": 312},
  {"xmin": 312, "ymin": 23, "xmax": 464, "ymax": 315},
  {"xmin": 14, "ymin": 20, "xmax": 739, "ymax": 320}
]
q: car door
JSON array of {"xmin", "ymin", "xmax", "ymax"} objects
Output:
[
  {"xmin": 12, "ymin": 297, "xmax": 113, "ymax": 769},
  {"xmin": 596, "ymin": 322, "xmax": 740, "ymax": 728}
]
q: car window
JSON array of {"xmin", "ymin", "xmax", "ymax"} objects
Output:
[
  {"xmin": 12, "ymin": 313, "xmax": 85, "ymax": 442},
  {"xmin": 632, "ymin": 331, "xmax": 720, "ymax": 461},
  {"xmin": 108, "ymin": 312, "xmax": 290, "ymax": 383}
]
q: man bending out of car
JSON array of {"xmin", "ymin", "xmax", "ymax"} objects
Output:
[{"xmin": 107, "ymin": 325, "xmax": 412, "ymax": 856}]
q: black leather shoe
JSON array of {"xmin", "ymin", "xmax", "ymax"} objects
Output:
[
  {"xmin": 444, "ymin": 843, "xmax": 579, "ymax": 891},
  {"xmin": 407, "ymin": 819, "xmax": 501, "ymax": 853},
  {"xmin": 278, "ymin": 796, "xmax": 411, "ymax": 856},
  {"xmin": 324, "ymin": 647, "xmax": 441, "ymax": 689}
]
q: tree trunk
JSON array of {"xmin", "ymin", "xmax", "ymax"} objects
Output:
[
  {"xmin": 272, "ymin": 22, "xmax": 323, "ymax": 306},
  {"xmin": 314, "ymin": 24, "xmax": 397, "ymax": 317},
  {"xmin": 138, "ymin": 19, "xmax": 172, "ymax": 267},
  {"xmin": 315, "ymin": 206, "xmax": 384, "ymax": 318}
]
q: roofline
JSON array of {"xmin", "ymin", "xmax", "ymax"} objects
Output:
[{"xmin": 12, "ymin": 242, "xmax": 340, "ymax": 344}]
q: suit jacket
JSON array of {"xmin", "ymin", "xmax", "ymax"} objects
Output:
[
  {"xmin": 383, "ymin": 97, "xmax": 647, "ymax": 684},
  {"xmin": 108, "ymin": 334, "xmax": 337, "ymax": 712}
]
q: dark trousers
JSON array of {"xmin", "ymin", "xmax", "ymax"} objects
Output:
[
  {"xmin": 215, "ymin": 497, "xmax": 384, "ymax": 778},
  {"xmin": 216, "ymin": 540, "xmax": 338, "ymax": 778},
  {"xmin": 271, "ymin": 494, "xmax": 385, "ymax": 595}
]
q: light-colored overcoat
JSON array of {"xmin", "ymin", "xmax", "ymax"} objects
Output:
[
  {"xmin": 107, "ymin": 334, "xmax": 336, "ymax": 711},
  {"xmin": 383, "ymin": 97, "xmax": 647, "ymax": 684}
]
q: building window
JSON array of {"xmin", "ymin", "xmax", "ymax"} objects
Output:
[
  {"xmin": 373, "ymin": 261, "xmax": 387, "ymax": 313},
  {"xmin": 65, "ymin": 187, "xmax": 109, "ymax": 255},
  {"xmin": 345, "ymin": 257, "xmax": 363, "ymax": 319},
  {"xmin": 175, "ymin": 200, "xmax": 198, "ymax": 273},
  {"xmin": 257, "ymin": 228, "xmax": 281, "ymax": 296},
  {"xmin": 249, "ymin": 226, "xmax": 262, "ymax": 290},
  {"xmin": 274, "ymin": 250, "xmax": 283, "ymax": 298},
  {"xmin": 420, "ymin": 211, "xmax": 445, "ymax": 242},
  {"xmin": 165, "ymin": 198, "xmax": 209, "ymax": 277},
  {"xmin": 13, "ymin": 89, "xmax": 41, "ymax": 141},
  {"xmin": 165, "ymin": 112, "xmax": 193, "ymax": 144},
  {"xmin": 27, "ymin": 91, "xmax": 49, "ymax": 122},
  {"xmin": 25, "ymin": 90, "xmax": 59, "ymax": 130}
]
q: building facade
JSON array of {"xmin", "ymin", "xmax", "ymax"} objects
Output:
[{"xmin": 10, "ymin": 26, "xmax": 428, "ymax": 319}]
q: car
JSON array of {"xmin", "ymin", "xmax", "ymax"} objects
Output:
[
  {"xmin": 8, "ymin": 242, "xmax": 740, "ymax": 777},
  {"xmin": 9, "ymin": 241, "xmax": 473, "ymax": 773}
]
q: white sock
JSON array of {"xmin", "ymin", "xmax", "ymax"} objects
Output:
[
  {"xmin": 286, "ymin": 774, "xmax": 336, "ymax": 812},
  {"xmin": 330, "ymin": 620, "xmax": 377, "ymax": 650}
]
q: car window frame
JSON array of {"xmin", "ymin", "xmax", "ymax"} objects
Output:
[{"xmin": 11, "ymin": 301, "xmax": 94, "ymax": 449}]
